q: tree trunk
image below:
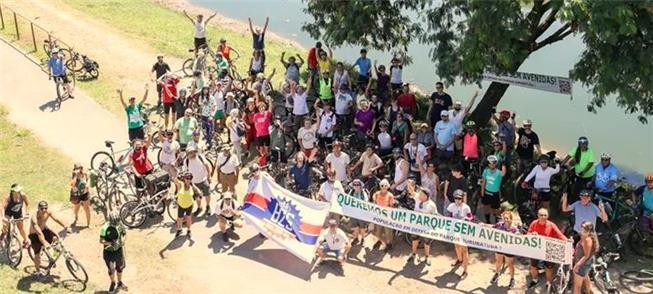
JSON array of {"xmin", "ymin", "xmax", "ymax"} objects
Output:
[{"xmin": 468, "ymin": 81, "xmax": 510, "ymax": 124}]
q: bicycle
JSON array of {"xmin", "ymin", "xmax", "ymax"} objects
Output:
[
  {"xmin": 590, "ymin": 252, "xmax": 621, "ymax": 294},
  {"xmin": 65, "ymin": 52, "xmax": 100, "ymax": 80},
  {"xmin": 1, "ymin": 216, "xmax": 29, "ymax": 268},
  {"xmin": 28, "ymin": 234, "xmax": 88, "ymax": 284},
  {"xmin": 624, "ymin": 212, "xmax": 653, "ymax": 258},
  {"xmin": 620, "ymin": 268, "xmax": 653, "ymax": 293},
  {"xmin": 52, "ymin": 72, "xmax": 76, "ymax": 106},
  {"xmin": 90, "ymin": 140, "xmax": 133, "ymax": 177},
  {"xmin": 550, "ymin": 263, "xmax": 572, "ymax": 294},
  {"xmin": 42, "ymin": 39, "xmax": 72, "ymax": 62},
  {"xmin": 90, "ymin": 162, "xmax": 137, "ymax": 212},
  {"xmin": 119, "ymin": 187, "xmax": 172, "ymax": 228}
]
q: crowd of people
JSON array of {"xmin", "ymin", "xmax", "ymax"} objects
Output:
[{"xmin": 3, "ymin": 11, "xmax": 653, "ymax": 294}]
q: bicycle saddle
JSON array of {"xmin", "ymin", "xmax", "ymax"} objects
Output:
[{"xmin": 105, "ymin": 140, "xmax": 115, "ymax": 147}]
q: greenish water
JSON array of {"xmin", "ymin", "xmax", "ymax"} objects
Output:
[{"xmin": 193, "ymin": 0, "xmax": 652, "ymax": 179}]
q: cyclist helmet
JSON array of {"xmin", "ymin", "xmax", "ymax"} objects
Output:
[
  {"xmin": 538, "ymin": 154, "xmax": 550, "ymax": 163},
  {"xmin": 107, "ymin": 210, "xmax": 120, "ymax": 226},
  {"xmin": 392, "ymin": 148, "xmax": 403, "ymax": 157},
  {"xmin": 578, "ymin": 136, "xmax": 589, "ymax": 144},
  {"xmin": 645, "ymin": 173, "xmax": 653, "ymax": 183},
  {"xmin": 600, "ymin": 153, "xmax": 611, "ymax": 160},
  {"xmin": 487, "ymin": 155, "xmax": 498, "ymax": 163},
  {"xmin": 523, "ymin": 119, "xmax": 532, "ymax": 126},
  {"xmin": 579, "ymin": 189, "xmax": 593, "ymax": 198},
  {"xmin": 465, "ymin": 121, "xmax": 476, "ymax": 128}
]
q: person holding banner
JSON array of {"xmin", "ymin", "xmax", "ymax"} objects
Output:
[
  {"xmin": 527, "ymin": 208, "xmax": 568, "ymax": 290},
  {"xmin": 349, "ymin": 179, "xmax": 370, "ymax": 246},
  {"xmin": 373, "ymin": 179, "xmax": 396, "ymax": 251},
  {"xmin": 407, "ymin": 185, "xmax": 438, "ymax": 266},
  {"xmin": 317, "ymin": 219, "xmax": 351, "ymax": 265},
  {"xmin": 489, "ymin": 211, "xmax": 520, "ymax": 288},
  {"xmin": 446, "ymin": 189, "xmax": 473, "ymax": 280},
  {"xmin": 318, "ymin": 169, "xmax": 345, "ymax": 203}
]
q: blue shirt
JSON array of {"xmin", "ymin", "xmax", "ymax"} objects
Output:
[
  {"xmin": 290, "ymin": 163, "xmax": 311, "ymax": 191},
  {"xmin": 594, "ymin": 164, "xmax": 618, "ymax": 193},
  {"xmin": 434, "ymin": 120, "xmax": 456, "ymax": 151},
  {"xmin": 353, "ymin": 57, "xmax": 371, "ymax": 77},
  {"xmin": 636, "ymin": 185, "xmax": 653, "ymax": 215},
  {"xmin": 569, "ymin": 201, "xmax": 601, "ymax": 233},
  {"xmin": 48, "ymin": 56, "xmax": 66, "ymax": 76}
]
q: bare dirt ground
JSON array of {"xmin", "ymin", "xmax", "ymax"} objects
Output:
[{"xmin": 0, "ymin": 1, "xmax": 650, "ymax": 294}]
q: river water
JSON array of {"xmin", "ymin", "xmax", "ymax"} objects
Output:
[{"xmin": 192, "ymin": 0, "xmax": 651, "ymax": 179}]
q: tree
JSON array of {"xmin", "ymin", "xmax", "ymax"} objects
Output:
[{"xmin": 302, "ymin": 0, "xmax": 653, "ymax": 123}]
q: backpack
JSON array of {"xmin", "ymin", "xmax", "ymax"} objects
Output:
[{"xmin": 233, "ymin": 122, "xmax": 246, "ymax": 137}]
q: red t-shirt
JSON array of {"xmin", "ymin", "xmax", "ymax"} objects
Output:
[
  {"xmin": 528, "ymin": 220, "xmax": 566, "ymax": 240},
  {"xmin": 252, "ymin": 111, "xmax": 272, "ymax": 137},
  {"xmin": 159, "ymin": 78, "xmax": 179, "ymax": 104},
  {"xmin": 130, "ymin": 144, "xmax": 153, "ymax": 174},
  {"xmin": 307, "ymin": 48, "xmax": 318, "ymax": 70},
  {"xmin": 218, "ymin": 45, "xmax": 231, "ymax": 61},
  {"xmin": 397, "ymin": 93, "xmax": 417, "ymax": 115}
]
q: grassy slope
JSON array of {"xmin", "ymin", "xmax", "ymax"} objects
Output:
[
  {"xmin": 0, "ymin": 106, "xmax": 94, "ymax": 293},
  {"xmin": 64, "ymin": 0, "xmax": 304, "ymax": 86}
]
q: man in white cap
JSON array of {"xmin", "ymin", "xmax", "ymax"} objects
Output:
[
  {"xmin": 215, "ymin": 192, "xmax": 242, "ymax": 242},
  {"xmin": 216, "ymin": 146, "xmax": 240, "ymax": 196},
  {"xmin": 316, "ymin": 218, "xmax": 351, "ymax": 265},
  {"xmin": 448, "ymin": 91, "xmax": 478, "ymax": 152},
  {"xmin": 434, "ymin": 109, "xmax": 456, "ymax": 164},
  {"xmin": 182, "ymin": 145, "xmax": 212, "ymax": 216}
]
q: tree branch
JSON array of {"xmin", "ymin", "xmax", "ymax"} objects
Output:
[
  {"xmin": 534, "ymin": 23, "xmax": 572, "ymax": 50},
  {"xmin": 534, "ymin": 1, "xmax": 562, "ymax": 38}
]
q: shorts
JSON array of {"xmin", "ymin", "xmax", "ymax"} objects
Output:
[
  {"xmin": 134, "ymin": 169, "xmax": 153, "ymax": 190},
  {"xmin": 482, "ymin": 191, "xmax": 501, "ymax": 209},
  {"xmin": 219, "ymin": 215, "xmax": 236, "ymax": 222},
  {"xmin": 194, "ymin": 180, "xmax": 210, "ymax": 197},
  {"xmin": 410, "ymin": 234, "xmax": 434, "ymax": 245},
  {"xmin": 538, "ymin": 190, "xmax": 552, "ymax": 202},
  {"xmin": 194, "ymin": 37, "xmax": 207, "ymax": 51},
  {"xmin": 70, "ymin": 190, "xmax": 90, "ymax": 204},
  {"xmin": 574, "ymin": 258, "xmax": 593, "ymax": 277},
  {"xmin": 54, "ymin": 74, "xmax": 70, "ymax": 84},
  {"xmin": 103, "ymin": 249, "xmax": 126, "ymax": 274},
  {"xmin": 257, "ymin": 135, "xmax": 270, "ymax": 147},
  {"xmin": 303, "ymin": 148, "xmax": 315, "ymax": 158},
  {"xmin": 128, "ymin": 126, "xmax": 145, "ymax": 142},
  {"xmin": 163, "ymin": 102, "xmax": 175, "ymax": 115},
  {"xmin": 530, "ymin": 259, "xmax": 554, "ymax": 269},
  {"xmin": 29, "ymin": 227, "xmax": 56, "ymax": 254},
  {"xmin": 219, "ymin": 171, "xmax": 237, "ymax": 190},
  {"xmin": 177, "ymin": 205, "xmax": 193, "ymax": 218},
  {"xmin": 349, "ymin": 218, "xmax": 367, "ymax": 229},
  {"xmin": 356, "ymin": 75, "xmax": 370, "ymax": 88},
  {"xmin": 320, "ymin": 243, "xmax": 344, "ymax": 258},
  {"xmin": 214, "ymin": 110, "xmax": 225, "ymax": 120},
  {"xmin": 4, "ymin": 209, "xmax": 22, "ymax": 220},
  {"xmin": 391, "ymin": 83, "xmax": 402, "ymax": 92}
]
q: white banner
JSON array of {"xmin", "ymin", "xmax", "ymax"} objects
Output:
[
  {"xmin": 242, "ymin": 173, "xmax": 330, "ymax": 263},
  {"xmin": 482, "ymin": 71, "xmax": 572, "ymax": 95},
  {"xmin": 330, "ymin": 193, "xmax": 573, "ymax": 264}
]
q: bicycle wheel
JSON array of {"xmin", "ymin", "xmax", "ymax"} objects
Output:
[
  {"xmin": 620, "ymin": 270, "xmax": 653, "ymax": 293},
  {"xmin": 65, "ymin": 58, "xmax": 83, "ymax": 73},
  {"xmin": 166, "ymin": 199, "xmax": 179, "ymax": 222},
  {"xmin": 65, "ymin": 256, "xmax": 88, "ymax": 284},
  {"xmin": 182, "ymin": 58, "xmax": 194, "ymax": 77},
  {"xmin": 27, "ymin": 246, "xmax": 50, "ymax": 270},
  {"xmin": 628, "ymin": 227, "xmax": 653, "ymax": 258},
  {"xmin": 89, "ymin": 68, "xmax": 99, "ymax": 79},
  {"xmin": 89, "ymin": 195, "xmax": 107, "ymax": 213},
  {"xmin": 109, "ymin": 190, "xmax": 133, "ymax": 212},
  {"xmin": 119, "ymin": 200, "xmax": 146, "ymax": 228},
  {"xmin": 91, "ymin": 151, "xmax": 116, "ymax": 176},
  {"xmin": 55, "ymin": 80, "xmax": 63, "ymax": 103},
  {"xmin": 6, "ymin": 232, "xmax": 22, "ymax": 268},
  {"xmin": 273, "ymin": 105, "xmax": 288, "ymax": 119}
]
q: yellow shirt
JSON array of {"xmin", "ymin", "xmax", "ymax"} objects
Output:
[
  {"xmin": 177, "ymin": 185, "xmax": 195, "ymax": 209},
  {"xmin": 317, "ymin": 57, "xmax": 331, "ymax": 74}
]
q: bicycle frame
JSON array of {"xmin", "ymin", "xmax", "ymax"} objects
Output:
[{"xmin": 131, "ymin": 189, "xmax": 171, "ymax": 215}]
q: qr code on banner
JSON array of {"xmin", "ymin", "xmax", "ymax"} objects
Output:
[
  {"xmin": 545, "ymin": 240, "xmax": 566, "ymax": 263},
  {"xmin": 558, "ymin": 79, "xmax": 572, "ymax": 94}
]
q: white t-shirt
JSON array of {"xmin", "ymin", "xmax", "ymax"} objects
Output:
[
  {"xmin": 325, "ymin": 152, "xmax": 351, "ymax": 182},
  {"xmin": 390, "ymin": 65, "xmax": 403, "ymax": 84},
  {"xmin": 183, "ymin": 155, "xmax": 209, "ymax": 183},
  {"xmin": 414, "ymin": 199, "xmax": 438, "ymax": 215},
  {"xmin": 194, "ymin": 20, "xmax": 206, "ymax": 38},
  {"xmin": 333, "ymin": 70, "xmax": 349, "ymax": 91},
  {"xmin": 524, "ymin": 164, "xmax": 561, "ymax": 190},
  {"xmin": 393, "ymin": 159, "xmax": 408, "ymax": 191},
  {"xmin": 319, "ymin": 228, "xmax": 349, "ymax": 251},
  {"xmin": 297, "ymin": 126, "xmax": 317, "ymax": 149},
  {"xmin": 318, "ymin": 111, "xmax": 337, "ymax": 137},
  {"xmin": 359, "ymin": 153, "xmax": 382, "ymax": 176},
  {"xmin": 214, "ymin": 91, "xmax": 225, "ymax": 111},
  {"xmin": 377, "ymin": 132, "xmax": 392, "ymax": 149},
  {"xmin": 403, "ymin": 143, "xmax": 427, "ymax": 172},
  {"xmin": 215, "ymin": 199, "xmax": 240, "ymax": 218},
  {"xmin": 334, "ymin": 92, "xmax": 353, "ymax": 115},
  {"xmin": 216, "ymin": 152, "xmax": 240, "ymax": 174},
  {"xmin": 292, "ymin": 92, "xmax": 309, "ymax": 115},
  {"xmin": 448, "ymin": 109, "xmax": 467, "ymax": 135},
  {"xmin": 318, "ymin": 180, "xmax": 344, "ymax": 202},
  {"xmin": 447, "ymin": 203, "xmax": 473, "ymax": 220},
  {"xmin": 160, "ymin": 140, "xmax": 180, "ymax": 165}
]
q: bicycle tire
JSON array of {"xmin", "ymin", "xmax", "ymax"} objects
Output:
[
  {"xmin": 119, "ymin": 200, "xmax": 146, "ymax": 228},
  {"xmin": 91, "ymin": 151, "xmax": 116, "ymax": 177},
  {"xmin": 27, "ymin": 246, "xmax": 50, "ymax": 270},
  {"xmin": 628, "ymin": 227, "xmax": 653, "ymax": 258},
  {"xmin": 109, "ymin": 190, "xmax": 133, "ymax": 212},
  {"xmin": 6, "ymin": 232, "xmax": 22, "ymax": 268},
  {"xmin": 512, "ymin": 173, "xmax": 528, "ymax": 205},
  {"xmin": 622, "ymin": 270, "xmax": 653, "ymax": 282},
  {"xmin": 65, "ymin": 256, "xmax": 88, "ymax": 284},
  {"xmin": 43, "ymin": 43, "xmax": 51, "ymax": 57},
  {"xmin": 55, "ymin": 79, "xmax": 63, "ymax": 104},
  {"xmin": 620, "ymin": 270, "xmax": 653, "ymax": 293},
  {"xmin": 65, "ymin": 58, "xmax": 83, "ymax": 73},
  {"xmin": 166, "ymin": 199, "xmax": 179, "ymax": 222},
  {"xmin": 182, "ymin": 58, "xmax": 194, "ymax": 77},
  {"xmin": 89, "ymin": 195, "xmax": 107, "ymax": 213}
]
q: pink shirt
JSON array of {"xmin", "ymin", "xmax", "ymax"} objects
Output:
[
  {"xmin": 463, "ymin": 133, "xmax": 479, "ymax": 159},
  {"xmin": 253, "ymin": 111, "xmax": 272, "ymax": 137}
]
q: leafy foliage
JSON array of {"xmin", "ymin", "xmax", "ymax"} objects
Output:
[{"xmin": 302, "ymin": 0, "xmax": 653, "ymax": 123}]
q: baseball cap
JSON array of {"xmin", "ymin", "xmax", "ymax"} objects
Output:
[
  {"xmin": 186, "ymin": 145, "xmax": 197, "ymax": 152},
  {"xmin": 454, "ymin": 101, "xmax": 462, "ymax": 106},
  {"xmin": 10, "ymin": 184, "xmax": 22, "ymax": 192},
  {"xmin": 328, "ymin": 218, "xmax": 338, "ymax": 226},
  {"xmin": 453, "ymin": 189, "xmax": 464, "ymax": 199},
  {"xmin": 440, "ymin": 110, "xmax": 449, "ymax": 116}
]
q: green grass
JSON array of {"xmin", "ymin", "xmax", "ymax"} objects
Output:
[{"xmin": 64, "ymin": 0, "xmax": 304, "ymax": 86}]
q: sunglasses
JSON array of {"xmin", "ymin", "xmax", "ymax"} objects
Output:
[
  {"xmin": 538, "ymin": 214, "xmax": 548, "ymax": 217},
  {"xmin": 381, "ymin": 185, "xmax": 389, "ymax": 188},
  {"xmin": 580, "ymin": 194, "xmax": 590, "ymax": 198},
  {"xmin": 352, "ymin": 183, "xmax": 362, "ymax": 187}
]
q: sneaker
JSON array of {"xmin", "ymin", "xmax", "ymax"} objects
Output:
[
  {"xmin": 527, "ymin": 279, "xmax": 539, "ymax": 289},
  {"xmin": 451, "ymin": 260, "xmax": 462, "ymax": 267},
  {"xmin": 490, "ymin": 273, "xmax": 499, "ymax": 284},
  {"xmin": 175, "ymin": 230, "xmax": 182, "ymax": 238},
  {"xmin": 187, "ymin": 230, "xmax": 192, "ymax": 237},
  {"xmin": 508, "ymin": 278, "xmax": 515, "ymax": 289},
  {"xmin": 222, "ymin": 232, "xmax": 229, "ymax": 242},
  {"xmin": 378, "ymin": 243, "xmax": 386, "ymax": 251},
  {"xmin": 424, "ymin": 257, "xmax": 431, "ymax": 266},
  {"xmin": 117, "ymin": 281, "xmax": 128, "ymax": 291},
  {"xmin": 205, "ymin": 206, "xmax": 212, "ymax": 215},
  {"xmin": 407, "ymin": 254, "xmax": 415, "ymax": 263},
  {"xmin": 109, "ymin": 282, "xmax": 116, "ymax": 292},
  {"xmin": 193, "ymin": 207, "xmax": 202, "ymax": 216},
  {"xmin": 460, "ymin": 272, "xmax": 468, "ymax": 280}
]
